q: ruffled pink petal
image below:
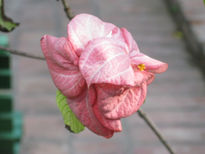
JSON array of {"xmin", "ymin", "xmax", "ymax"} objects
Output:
[
  {"xmin": 144, "ymin": 71, "xmax": 155, "ymax": 85},
  {"xmin": 67, "ymin": 13, "xmax": 119, "ymax": 56},
  {"xmin": 121, "ymin": 28, "xmax": 140, "ymax": 52},
  {"xmin": 133, "ymin": 70, "xmax": 155, "ymax": 86},
  {"xmin": 120, "ymin": 28, "xmax": 168, "ymax": 74},
  {"xmin": 93, "ymin": 103, "xmax": 122, "ymax": 132},
  {"xmin": 130, "ymin": 52, "xmax": 168, "ymax": 74},
  {"xmin": 40, "ymin": 35, "xmax": 86, "ymax": 98},
  {"xmin": 67, "ymin": 87, "xmax": 114, "ymax": 138},
  {"xmin": 93, "ymin": 85, "xmax": 122, "ymax": 132},
  {"xmin": 99, "ymin": 82, "xmax": 147, "ymax": 119},
  {"xmin": 79, "ymin": 37, "xmax": 135, "ymax": 87}
]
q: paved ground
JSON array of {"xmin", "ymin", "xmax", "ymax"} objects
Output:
[{"xmin": 6, "ymin": 0, "xmax": 205, "ymax": 153}]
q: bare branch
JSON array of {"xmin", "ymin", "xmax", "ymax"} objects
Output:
[
  {"xmin": 0, "ymin": 46, "xmax": 45, "ymax": 60},
  {"xmin": 137, "ymin": 109, "xmax": 175, "ymax": 154},
  {"xmin": 60, "ymin": 0, "xmax": 74, "ymax": 20}
]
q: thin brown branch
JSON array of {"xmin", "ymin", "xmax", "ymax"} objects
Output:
[
  {"xmin": 60, "ymin": 0, "xmax": 74, "ymax": 20},
  {"xmin": 137, "ymin": 109, "xmax": 175, "ymax": 154},
  {"xmin": 0, "ymin": 46, "xmax": 45, "ymax": 60}
]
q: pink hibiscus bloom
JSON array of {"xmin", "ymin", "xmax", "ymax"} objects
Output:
[{"xmin": 40, "ymin": 14, "xmax": 168, "ymax": 138}]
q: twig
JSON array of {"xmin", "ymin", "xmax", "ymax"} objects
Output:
[
  {"xmin": 59, "ymin": 0, "xmax": 74, "ymax": 20},
  {"xmin": 0, "ymin": 46, "xmax": 45, "ymax": 60},
  {"xmin": 137, "ymin": 109, "xmax": 175, "ymax": 154}
]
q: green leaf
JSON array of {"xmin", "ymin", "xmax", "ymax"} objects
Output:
[
  {"xmin": 0, "ymin": 0, "xmax": 19, "ymax": 32},
  {"xmin": 173, "ymin": 30, "xmax": 183, "ymax": 39},
  {"xmin": 56, "ymin": 90, "xmax": 85, "ymax": 133}
]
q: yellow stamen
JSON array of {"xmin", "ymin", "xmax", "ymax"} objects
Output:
[{"xmin": 137, "ymin": 64, "xmax": 146, "ymax": 71}]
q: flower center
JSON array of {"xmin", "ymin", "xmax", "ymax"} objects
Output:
[{"xmin": 137, "ymin": 64, "xmax": 146, "ymax": 71}]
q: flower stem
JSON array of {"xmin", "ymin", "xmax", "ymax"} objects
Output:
[
  {"xmin": 137, "ymin": 109, "xmax": 175, "ymax": 154},
  {"xmin": 0, "ymin": 46, "xmax": 44, "ymax": 60}
]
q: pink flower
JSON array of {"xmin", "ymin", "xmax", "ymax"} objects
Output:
[{"xmin": 40, "ymin": 14, "xmax": 168, "ymax": 138}]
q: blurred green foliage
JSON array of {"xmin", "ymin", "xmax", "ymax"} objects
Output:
[{"xmin": 0, "ymin": 0, "xmax": 19, "ymax": 32}]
